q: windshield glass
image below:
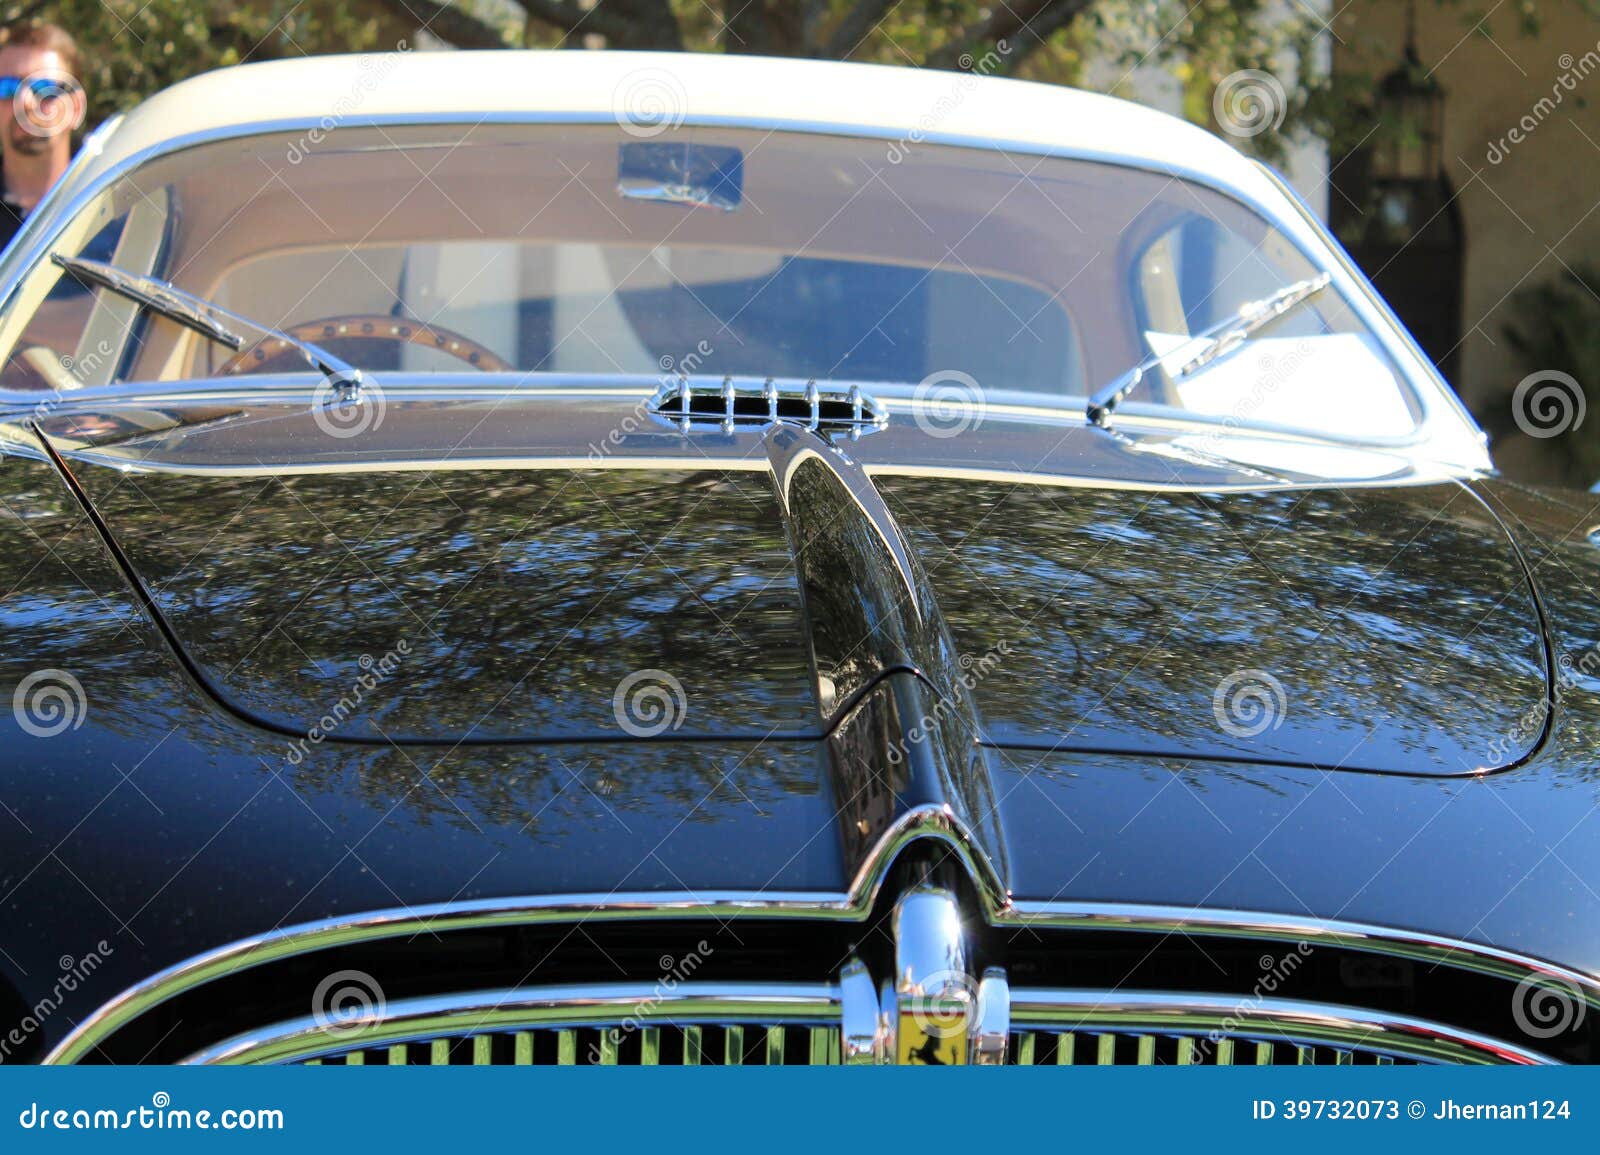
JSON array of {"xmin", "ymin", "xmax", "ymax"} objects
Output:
[{"xmin": 0, "ymin": 122, "xmax": 1421, "ymax": 440}]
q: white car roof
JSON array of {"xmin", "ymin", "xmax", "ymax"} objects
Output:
[{"xmin": 69, "ymin": 49, "xmax": 1277, "ymax": 201}]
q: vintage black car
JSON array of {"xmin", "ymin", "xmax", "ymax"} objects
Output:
[{"xmin": 0, "ymin": 50, "xmax": 1595, "ymax": 1066}]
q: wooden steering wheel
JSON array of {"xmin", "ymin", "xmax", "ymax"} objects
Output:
[{"xmin": 216, "ymin": 314, "xmax": 513, "ymax": 375}]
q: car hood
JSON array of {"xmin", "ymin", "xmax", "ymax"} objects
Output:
[
  {"xmin": 0, "ymin": 395, "xmax": 1587, "ymax": 1057},
  {"xmin": 41, "ymin": 394, "xmax": 1548, "ymax": 776}
]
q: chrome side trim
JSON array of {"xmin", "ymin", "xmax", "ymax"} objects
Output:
[
  {"xmin": 181, "ymin": 982, "xmax": 841, "ymax": 1065},
  {"xmin": 1007, "ymin": 989, "xmax": 1557, "ymax": 1065},
  {"xmin": 45, "ymin": 890, "xmax": 1600, "ymax": 1064}
]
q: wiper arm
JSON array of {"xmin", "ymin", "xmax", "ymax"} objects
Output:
[
  {"xmin": 50, "ymin": 253, "xmax": 362, "ymax": 390},
  {"xmin": 1086, "ymin": 271, "xmax": 1333, "ymax": 428}
]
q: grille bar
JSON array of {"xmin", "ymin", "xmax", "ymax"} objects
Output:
[
  {"xmin": 1007, "ymin": 989, "xmax": 1548, "ymax": 1065},
  {"xmin": 181, "ymin": 981, "xmax": 1551, "ymax": 1066}
]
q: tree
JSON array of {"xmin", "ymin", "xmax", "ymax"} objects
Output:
[
  {"xmin": 0, "ymin": 0, "xmax": 398, "ymax": 132},
  {"xmin": 6, "ymin": 0, "xmax": 1586, "ymax": 167}
]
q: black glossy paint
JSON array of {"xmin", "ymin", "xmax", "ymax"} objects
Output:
[{"xmin": 0, "ymin": 395, "xmax": 1594, "ymax": 1059}]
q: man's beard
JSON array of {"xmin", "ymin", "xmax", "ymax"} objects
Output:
[{"xmin": 7, "ymin": 128, "xmax": 53, "ymax": 156}]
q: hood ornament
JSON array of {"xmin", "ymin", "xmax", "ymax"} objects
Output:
[{"xmin": 840, "ymin": 883, "xmax": 1009, "ymax": 1065}]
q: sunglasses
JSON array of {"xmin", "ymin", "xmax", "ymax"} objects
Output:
[{"xmin": 0, "ymin": 76, "xmax": 79, "ymax": 102}]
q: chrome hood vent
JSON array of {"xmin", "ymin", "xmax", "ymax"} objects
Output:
[{"xmin": 648, "ymin": 376, "xmax": 887, "ymax": 438}]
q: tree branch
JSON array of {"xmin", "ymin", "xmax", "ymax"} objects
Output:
[
  {"xmin": 821, "ymin": 0, "xmax": 897, "ymax": 59},
  {"xmin": 926, "ymin": 0, "xmax": 1089, "ymax": 71},
  {"xmin": 998, "ymin": 0, "xmax": 1094, "ymax": 72},
  {"xmin": 371, "ymin": 0, "xmax": 508, "ymax": 48}
]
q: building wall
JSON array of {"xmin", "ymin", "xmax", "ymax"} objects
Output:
[{"xmin": 1334, "ymin": 1, "xmax": 1600, "ymax": 481}]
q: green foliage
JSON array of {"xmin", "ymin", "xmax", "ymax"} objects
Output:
[
  {"xmin": 2, "ymin": 0, "xmax": 390, "ymax": 131},
  {"xmin": 0, "ymin": 0, "xmax": 1585, "ymax": 171}
]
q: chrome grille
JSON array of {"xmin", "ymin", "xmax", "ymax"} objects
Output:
[
  {"xmin": 1009, "ymin": 1030, "xmax": 1410, "ymax": 1066},
  {"xmin": 301, "ymin": 1024, "xmax": 842, "ymax": 1066},
  {"xmin": 647, "ymin": 376, "xmax": 887, "ymax": 437}
]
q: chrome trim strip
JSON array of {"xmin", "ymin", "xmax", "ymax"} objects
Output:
[
  {"xmin": 849, "ymin": 804, "xmax": 1009, "ymax": 917},
  {"xmin": 181, "ymin": 982, "xmax": 841, "ymax": 1065},
  {"xmin": 1007, "ymin": 989, "xmax": 1556, "ymax": 1065},
  {"xmin": 45, "ymin": 888, "xmax": 1600, "ymax": 1064},
  {"xmin": 1000, "ymin": 901, "xmax": 1600, "ymax": 1004}
]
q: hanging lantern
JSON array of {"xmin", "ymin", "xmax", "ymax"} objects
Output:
[{"xmin": 1371, "ymin": 4, "xmax": 1446, "ymax": 181}]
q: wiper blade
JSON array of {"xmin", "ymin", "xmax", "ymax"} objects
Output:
[
  {"xmin": 53, "ymin": 253, "xmax": 244, "ymax": 351},
  {"xmin": 50, "ymin": 253, "xmax": 362, "ymax": 389},
  {"xmin": 1086, "ymin": 271, "xmax": 1333, "ymax": 428}
]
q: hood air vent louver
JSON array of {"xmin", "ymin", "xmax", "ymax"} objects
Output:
[{"xmin": 649, "ymin": 377, "xmax": 888, "ymax": 438}]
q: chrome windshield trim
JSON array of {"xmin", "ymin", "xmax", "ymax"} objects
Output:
[
  {"xmin": 181, "ymin": 982, "xmax": 842, "ymax": 1065},
  {"xmin": 1007, "ymin": 989, "xmax": 1556, "ymax": 1065},
  {"xmin": 0, "ymin": 111, "xmax": 1480, "ymax": 471},
  {"xmin": 46, "ymin": 890, "xmax": 1600, "ymax": 1064},
  {"xmin": 0, "ymin": 373, "xmax": 1457, "ymax": 467}
]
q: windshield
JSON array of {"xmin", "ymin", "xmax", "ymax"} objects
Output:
[{"xmin": 0, "ymin": 122, "xmax": 1421, "ymax": 440}]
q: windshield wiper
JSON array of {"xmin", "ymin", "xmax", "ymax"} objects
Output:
[
  {"xmin": 1085, "ymin": 271, "xmax": 1333, "ymax": 428},
  {"xmin": 50, "ymin": 253, "xmax": 362, "ymax": 391}
]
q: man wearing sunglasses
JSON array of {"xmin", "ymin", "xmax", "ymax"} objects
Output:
[{"xmin": 0, "ymin": 22, "xmax": 85, "ymax": 252}]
